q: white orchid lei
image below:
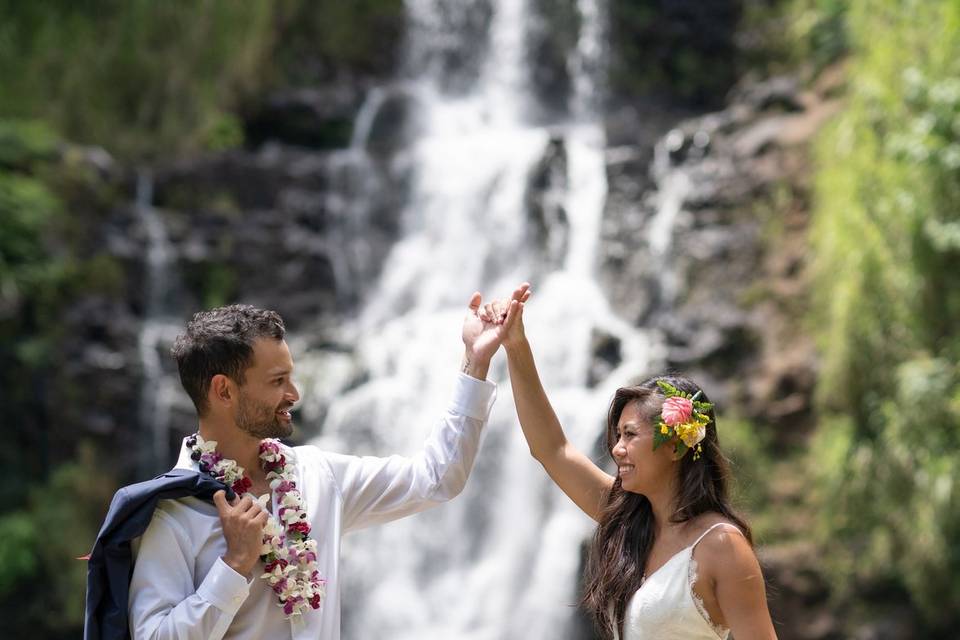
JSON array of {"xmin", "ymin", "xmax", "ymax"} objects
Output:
[{"xmin": 187, "ymin": 433, "xmax": 326, "ymax": 617}]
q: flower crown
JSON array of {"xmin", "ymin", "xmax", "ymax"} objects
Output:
[{"xmin": 652, "ymin": 380, "xmax": 713, "ymax": 460}]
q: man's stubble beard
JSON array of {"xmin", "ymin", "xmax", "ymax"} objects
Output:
[{"xmin": 236, "ymin": 391, "xmax": 293, "ymax": 439}]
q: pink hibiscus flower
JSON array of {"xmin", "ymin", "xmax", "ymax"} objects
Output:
[{"xmin": 661, "ymin": 396, "xmax": 693, "ymax": 426}]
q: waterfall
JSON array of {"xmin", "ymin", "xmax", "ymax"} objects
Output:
[
  {"xmin": 645, "ymin": 131, "xmax": 694, "ymax": 311},
  {"xmin": 119, "ymin": 0, "xmax": 723, "ymax": 634},
  {"xmin": 134, "ymin": 169, "xmax": 185, "ymax": 475},
  {"xmin": 292, "ymin": 1, "xmax": 673, "ymax": 637}
]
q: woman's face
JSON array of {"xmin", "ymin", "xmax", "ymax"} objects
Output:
[{"xmin": 611, "ymin": 400, "xmax": 677, "ymax": 494}]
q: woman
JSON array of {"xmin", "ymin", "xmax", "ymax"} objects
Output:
[{"xmin": 487, "ymin": 284, "xmax": 777, "ymax": 640}]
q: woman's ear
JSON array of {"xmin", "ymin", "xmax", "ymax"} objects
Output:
[{"xmin": 669, "ymin": 442, "xmax": 686, "ymax": 462}]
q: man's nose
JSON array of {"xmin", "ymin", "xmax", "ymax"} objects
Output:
[{"xmin": 287, "ymin": 382, "xmax": 300, "ymax": 403}]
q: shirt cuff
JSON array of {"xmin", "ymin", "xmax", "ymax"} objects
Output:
[
  {"xmin": 196, "ymin": 557, "xmax": 253, "ymax": 616},
  {"xmin": 449, "ymin": 372, "xmax": 497, "ymax": 421}
]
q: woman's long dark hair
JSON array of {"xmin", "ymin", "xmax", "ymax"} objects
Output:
[{"xmin": 580, "ymin": 375, "xmax": 753, "ymax": 639}]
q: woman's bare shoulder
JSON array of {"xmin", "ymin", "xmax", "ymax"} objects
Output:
[{"xmin": 693, "ymin": 518, "xmax": 759, "ymax": 581}]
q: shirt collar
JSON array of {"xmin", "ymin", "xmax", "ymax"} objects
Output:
[
  {"xmin": 174, "ymin": 437, "xmax": 197, "ymax": 471},
  {"xmin": 173, "ymin": 436, "xmax": 298, "ymax": 471}
]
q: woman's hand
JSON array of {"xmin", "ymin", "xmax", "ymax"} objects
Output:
[
  {"xmin": 482, "ymin": 282, "xmax": 531, "ymax": 350},
  {"xmin": 460, "ymin": 282, "xmax": 530, "ymax": 379}
]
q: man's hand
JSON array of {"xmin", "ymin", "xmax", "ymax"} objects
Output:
[
  {"xmin": 214, "ymin": 490, "xmax": 269, "ymax": 578},
  {"xmin": 461, "ymin": 282, "xmax": 531, "ymax": 379}
]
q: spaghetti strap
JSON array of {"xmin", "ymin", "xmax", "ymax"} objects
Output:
[{"xmin": 691, "ymin": 522, "xmax": 741, "ymax": 549}]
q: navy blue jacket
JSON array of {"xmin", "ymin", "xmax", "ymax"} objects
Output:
[{"xmin": 84, "ymin": 469, "xmax": 233, "ymax": 640}]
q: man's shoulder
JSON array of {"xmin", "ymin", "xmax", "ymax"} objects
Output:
[
  {"xmin": 289, "ymin": 442, "xmax": 329, "ymax": 465},
  {"xmin": 114, "ymin": 469, "xmax": 219, "ymax": 524}
]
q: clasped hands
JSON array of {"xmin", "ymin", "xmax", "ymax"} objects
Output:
[{"xmin": 460, "ymin": 282, "xmax": 532, "ymax": 379}]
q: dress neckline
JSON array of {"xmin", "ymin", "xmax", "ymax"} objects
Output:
[
  {"xmin": 641, "ymin": 542, "xmax": 692, "ymax": 585},
  {"xmin": 640, "ymin": 522, "xmax": 736, "ymax": 586}
]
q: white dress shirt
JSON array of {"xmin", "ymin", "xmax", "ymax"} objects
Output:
[{"xmin": 128, "ymin": 372, "xmax": 496, "ymax": 640}]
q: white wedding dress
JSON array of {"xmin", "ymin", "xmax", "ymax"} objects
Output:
[{"xmin": 614, "ymin": 522, "xmax": 741, "ymax": 640}]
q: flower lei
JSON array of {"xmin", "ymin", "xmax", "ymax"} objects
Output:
[
  {"xmin": 652, "ymin": 380, "xmax": 713, "ymax": 460},
  {"xmin": 187, "ymin": 433, "xmax": 326, "ymax": 617}
]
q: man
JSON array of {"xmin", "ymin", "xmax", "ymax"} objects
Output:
[{"xmin": 124, "ymin": 286, "xmax": 525, "ymax": 639}]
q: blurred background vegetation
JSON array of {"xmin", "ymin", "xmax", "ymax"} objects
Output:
[
  {"xmin": 806, "ymin": 0, "xmax": 960, "ymax": 628},
  {"xmin": 0, "ymin": 0, "xmax": 957, "ymax": 637}
]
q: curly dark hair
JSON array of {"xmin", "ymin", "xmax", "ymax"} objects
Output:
[
  {"xmin": 170, "ymin": 304, "xmax": 286, "ymax": 416},
  {"xmin": 581, "ymin": 375, "xmax": 752, "ymax": 639}
]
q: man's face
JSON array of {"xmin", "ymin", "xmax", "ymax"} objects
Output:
[{"xmin": 234, "ymin": 338, "xmax": 300, "ymax": 439}]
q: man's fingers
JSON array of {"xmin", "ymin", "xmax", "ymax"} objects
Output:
[
  {"xmin": 234, "ymin": 495, "xmax": 255, "ymax": 513},
  {"xmin": 483, "ymin": 302, "xmax": 496, "ymax": 321},
  {"xmin": 468, "ymin": 292, "xmax": 482, "ymax": 312},
  {"xmin": 521, "ymin": 289, "xmax": 531, "ymax": 302}
]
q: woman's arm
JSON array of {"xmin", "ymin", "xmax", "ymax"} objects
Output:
[
  {"xmin": 497, "ymin": 286, "xmax": 614, "ymax": 521},
  {"xmin": 701, "ymin": 529, "xmax": 778, "ymax": 640}
]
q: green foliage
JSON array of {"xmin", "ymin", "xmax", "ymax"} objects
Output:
[
  {"xmin": 0, "ymin": 119, "xmax": 128, "ymax": 521},
  {"xmin": 0, "ymin": 122, "xmax": 64, "ymax": 326},
  {"xmin": 0, "ymin": 512, "xmax": 38, "ymax": 595},
  {"xmin": 807, "ymin": 0, "xmax": 960, "ymax": 630},
  {"xmin": 203, "ymin": 111, "xmax": 246, "ymax": 153},
  {"xmin": 200, "ymin": 262, "xmax": 238, "ymax": 309},
  {"xmin": 0, "ymin": 444, "xmax": 117, "ymax": 633},
  {"xmin": 789, "ymin": 0, "xmax": 849, "ymax": 70},
  {"xmin": 0, "ymin": 119, "xmax": 58, "ymax": 168},
  {"xmin": 719, "ymin": 417, "xmax": 773, "ymax": 529},
  {"xmin": 0, "ymin": 1, "xmax": 406, "ymax": 157},
  {"xmin": 0, "ymin": 0, "xmax": 275, "ymax": 158},
  {"xmin": 274, "ymin": 0, "xmax": 405, "ymax": 84}
]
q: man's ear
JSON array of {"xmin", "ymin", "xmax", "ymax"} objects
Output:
[{"xmin": 210, "ymin": 374, "xmax": 234, "ymax": 408}]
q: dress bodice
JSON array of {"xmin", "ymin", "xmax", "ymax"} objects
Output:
[{"xmin": 614, "ymin": 522, "xmax": 739, "ymax": 640}]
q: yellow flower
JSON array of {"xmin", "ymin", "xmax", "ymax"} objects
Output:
[{"xmin": 677, "ymin": 421, "xmax": 706, "ymax": 448}]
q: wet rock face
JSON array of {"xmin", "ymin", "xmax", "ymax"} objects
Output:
[
  {"xmin": 607, "ymin": 0, "xmax": 742, "ymax": 108},
  {"xmin": 526, "ymin": 0, "xmax": 581, "ymax": 120},
  {"xmin": 598, "ymin": 73, "xmax": 838, "ymax": 440},
  {"xmin": 524, "ymin": 135, "xmax": 570, "ymax": 271},
  {"xmin": 146, "ymin": 140, "xmax": 409, "ymax": 329},
  {"xmin": 53, "ymin": 296, "xmax": 142, "ymax": 462},
  {"xmin": 244, "ymin": 86, "xmax": 365, "ymax": 150},
  {"xmin": 51, "ymin": 90, "xmax": 414, "ymax": 480}
]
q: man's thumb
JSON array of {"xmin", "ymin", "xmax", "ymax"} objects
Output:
[{"xmin": 213, "ymin": 489, "xmax": 229, "ymax": 514}]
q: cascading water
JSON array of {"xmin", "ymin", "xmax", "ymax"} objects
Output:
[
  {"xmin": 135, "ymin": 170, "xmax": 187, "ymax": 475},
  {"xmin": 294, "ymin": 1, "xmax": 675, "ymax": 637}
]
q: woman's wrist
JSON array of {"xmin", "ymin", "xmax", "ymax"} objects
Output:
[{"xmin": 503, "ymin": 335, "xmax": 529, "ymax": 356}]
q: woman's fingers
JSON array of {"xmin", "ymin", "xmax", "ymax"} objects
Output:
[
  {"xmin": 502, "ymin": 300, "xmax": 522, "ymax": 332},
  {"xmin": 469, "ymin": 283, "xmax": 531, "ymax": 324},
  {"xmin": 511, "ymin": 282, "xmax": 531, "ymax": 301}
]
